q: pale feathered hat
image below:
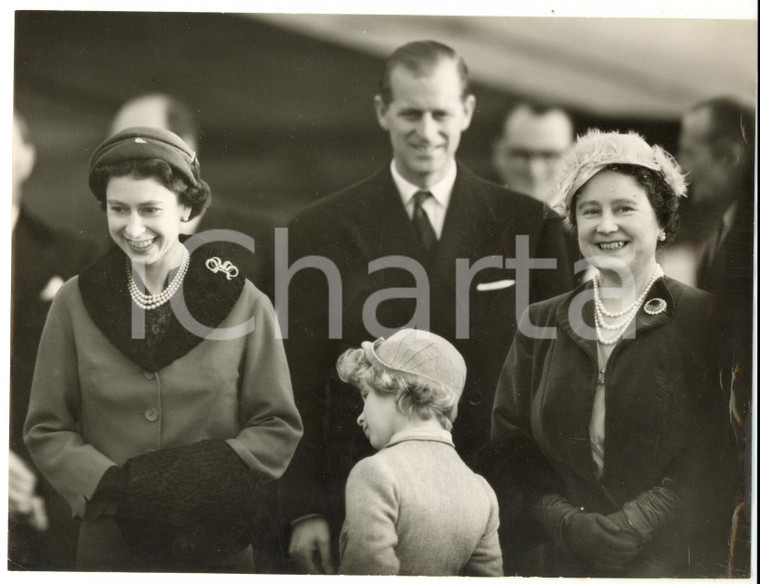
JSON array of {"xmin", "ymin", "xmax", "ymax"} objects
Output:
[{"xmin": 554, "ymin": 129, "xmax": 688, "ymax": 219}]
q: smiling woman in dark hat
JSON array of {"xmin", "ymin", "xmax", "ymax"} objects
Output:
[
  {"xmin": 484, "ymin": 130, "xmax": 734, "ymax": 577},
  {"xmin": 23, "ymin": 127, "xmax": 303, "ymax": 572}
]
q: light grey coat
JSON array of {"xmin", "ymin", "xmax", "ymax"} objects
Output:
[{"xmin": 339, "ymin": 428, "xmax": 503, "ymax": 576}]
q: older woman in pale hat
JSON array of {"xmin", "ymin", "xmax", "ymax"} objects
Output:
[
  {"xmin": 485, "ymin": 130, "xmax": 733, "ymax": 577},
  {"xmin": 24, "ymin": 127, "xmax": 302, "ymax": 572}
]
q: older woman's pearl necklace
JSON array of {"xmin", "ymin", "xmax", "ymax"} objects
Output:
[
  {"xmin": 126, "ymin": 245, "xmax": 190, "ymax": 310},
  {"xmin": 593, "ymin": 264, "xmax": 663, "ymax": 345}
]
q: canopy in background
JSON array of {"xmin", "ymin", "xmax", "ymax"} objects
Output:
[
  {"xmin": 253, "ymin": 14, "xmax": 757, "ymax": 118},
  {"xmin": 13, "ymin": 12, "xmax": 757, "ymax": 238}
]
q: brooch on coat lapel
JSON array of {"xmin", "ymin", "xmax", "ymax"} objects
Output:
[
  {"xmin": 205, "ymin": 257, "xmax": 239, "ymax": 280},
  {"xmin": 643, "ymin": 298, "xmax": 667, "ymax": 315}
]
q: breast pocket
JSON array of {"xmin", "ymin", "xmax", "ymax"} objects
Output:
[
  {"xmin": 470, "ymin": 271, "xmax": 518, "ymax": 341},
  {"xmin": 476, "ymin": 278, "xmax": 515, "ymax": 292}
]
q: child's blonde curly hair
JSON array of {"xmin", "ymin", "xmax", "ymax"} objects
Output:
[{"xmin": 336, "ymin": 330, "xmax": 466, "ymax": 432}]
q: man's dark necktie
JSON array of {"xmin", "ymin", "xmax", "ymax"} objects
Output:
[{"xmin": 412, "ymin": 190, "xmax": 437, "ymax": 253}]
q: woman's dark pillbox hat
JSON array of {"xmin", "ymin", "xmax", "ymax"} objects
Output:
[{"xmin": 89, "ymin": 126, "xmax": 198, "ymax": 197}]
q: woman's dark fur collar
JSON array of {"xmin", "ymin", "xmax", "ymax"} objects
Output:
[{"xmin": 78, "ymin": 239, "xmax": 245, "ymax": 372}]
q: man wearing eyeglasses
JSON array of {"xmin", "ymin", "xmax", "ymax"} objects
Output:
[{"xmin": 491, "ymin": 102, "xmax": 574, "ymax": 209}]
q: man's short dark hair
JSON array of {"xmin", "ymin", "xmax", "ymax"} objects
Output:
[
  {"xmin": 690, "ymin": 96, "xmax": 755, "ymax": 188},
  {"xmin": 692, "ymin": 97, "xmax": 754, "ymax": 147},
  {"xmin": 378, "ymin": 40, "xmax": 470, "ymax": 105},
  {"xmin": 501, "ymin": 101, "xmax": 574, "ymax": 136},
  {"xmin": 112, "ymin": 93, "xmax": 200, "ymax": 147},
  {"xmin": 164, "ymin": 96, "xmax": 200, "ymax": 146}
]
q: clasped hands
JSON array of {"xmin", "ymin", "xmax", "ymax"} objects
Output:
[
  {"xmin": 535, "ymin": 494, "xmax": 646, "ymax": 572},
  {"xmin": 560, "ymin": 507, "xmax": 644, "ymax": 571}
]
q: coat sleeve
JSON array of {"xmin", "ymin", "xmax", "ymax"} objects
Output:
[
  {"xmin": 23, "ymin": 281, "xmax": 117, "ymax": 519},
  {"xmin": 339, "ymin": 457, "xmax": 400, "ymax": 575},
  {"xmin": 491, "ymin": 311, "xmax": 534, "ymax": 443},
  {"xmin": 462, "ymin": 477, "xmax": 504, "ymax": 576},
  {"xmin": 226, "ymin": 285, "xmax": 303, "ymax": 481}
]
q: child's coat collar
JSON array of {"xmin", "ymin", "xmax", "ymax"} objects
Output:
[{"xmin": 384, "ymin": 427, "xmax": 454, "ymax": 449}]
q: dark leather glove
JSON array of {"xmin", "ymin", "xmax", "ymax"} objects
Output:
[{"xmin": 534, "ymin": 494, "xmax": 641, "ymax": 571}]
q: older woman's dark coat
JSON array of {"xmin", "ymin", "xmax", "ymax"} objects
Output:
[{"xmin": 488, "ymin": 276, "xmax": 734, "ymax": 577}]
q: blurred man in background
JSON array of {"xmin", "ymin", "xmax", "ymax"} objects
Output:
[
  {"xmin": 678, "ymin": 96, "xmax": 754, "ymax": 577},
  {"xmin": 110, "ymin": 93, "xmax": 200, "ymax": 149},
  {"xmin": 10, "ymin": 111, "xmax": 98, "ymax": 570},
  {"xmin": 109, "ymin": 93, "xmax": 275, "ymax": 298},
  {"xmin": 491, "ymin": 102, "xmax": 574, "ymax": 208}
]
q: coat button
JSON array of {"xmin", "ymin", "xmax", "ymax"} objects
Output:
[
  {"xmin": 143, "ymin": 371, "xmax": 155, "ymax": 380},
  {"xmin": 144, "ymin": 407, "xmax": 159, "ymax": 422}
]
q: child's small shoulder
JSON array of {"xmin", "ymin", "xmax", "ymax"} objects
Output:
[
  {"xmin": 348, "ymin": 452, "xmax": 395, "ymax": 484},
  {"xmin": 474, "ymin": 473, "xmax": 499, "ymax": 503}
]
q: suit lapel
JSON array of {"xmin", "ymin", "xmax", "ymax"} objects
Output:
[
  {"xmin": 347, "ymin": 163, "xmax": 489, "ymax": 274},
  {"xmin": 345, "ymin": 166, "xmax": 431, "ymax": 266},
  {"xmin": 556, "ymin": 281, "xmax": 598, "ymax": 361},
  {"xmin": 429, "ymin": 164, "xmax": 483, "ymax": 282}
]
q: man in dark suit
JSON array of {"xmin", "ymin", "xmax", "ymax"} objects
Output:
[
  {"xmin": 678, "ymin": 96, "xmax": 754, "ymax": 577},
  {"xmin": 278, "ymin": 40, "xmax": 574, "ymax": 574},
  {"xmin": 10, "ymin": 111, "xmax": 99, "ymax": 570}
]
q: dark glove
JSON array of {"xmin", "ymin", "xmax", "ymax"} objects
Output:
[
  {"xmin": 534, "ymin": 494, "xmax": 641, "ymax": 571},
  {"xmin": 116, "ymin": 439, "xmax": 259, "ymax": 560}
]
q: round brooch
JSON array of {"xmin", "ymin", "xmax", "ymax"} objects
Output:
[{"xmin": 643, "ymin": 298, "xmax": 667, "ymax": 315}]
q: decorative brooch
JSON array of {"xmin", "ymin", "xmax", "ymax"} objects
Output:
[
  {"xmin": 205, "ymin": 257, "xmax": 239, "ymax": 280},
  {"xmin": 643, "ymin": 298, "xmax": 667, "ymax": 315}
]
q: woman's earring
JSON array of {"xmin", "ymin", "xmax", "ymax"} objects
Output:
[{"xmin": 658, "ymin": 232, "xmax": 666, "ymax": 242}]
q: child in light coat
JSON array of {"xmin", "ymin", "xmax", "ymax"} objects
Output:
[{"xmin": 336, "ymin": 329, "xmax": 503, "ymax": 576}]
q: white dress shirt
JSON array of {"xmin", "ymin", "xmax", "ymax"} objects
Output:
[{"xmin": 390, "ymin": 160, "xmax": 457, "ymax": 239}]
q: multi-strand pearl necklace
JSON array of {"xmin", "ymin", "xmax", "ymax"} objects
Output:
[
  {"xmin": 593, "ymin": 264, "xmax": 664, "ymax": 346},
  {"xmin": 126, "ymin": 245, "xmax": 190, "ymax": 310}
]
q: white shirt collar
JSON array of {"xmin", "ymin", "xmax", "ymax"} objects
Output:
[{"xmin": 390, "ymin": 160, "xmax": 457, "ymax": 210}]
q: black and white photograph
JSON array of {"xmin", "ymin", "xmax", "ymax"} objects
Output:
[{"xmin": 5, "ymin": 1, "xmax": 756, "ymax": 580}]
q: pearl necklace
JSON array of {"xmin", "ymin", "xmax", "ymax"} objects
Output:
[
  {"xmin": 593, "ymin": 264, "xmax": 663, "ymax": 345},
  {"xmin": 126, "ymin": 245, "xmax": 190, "ymax": 310}
]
